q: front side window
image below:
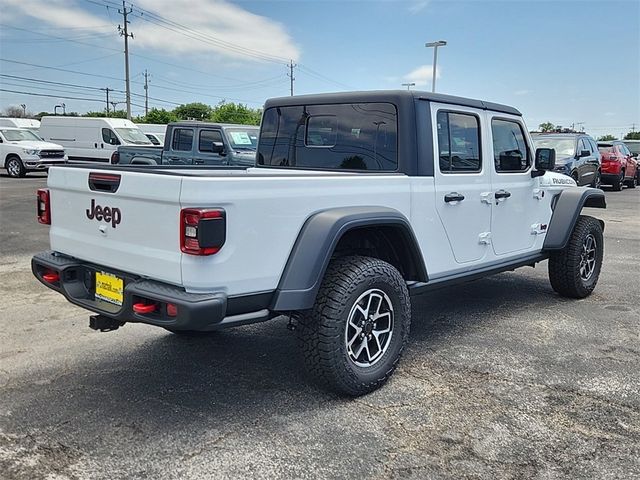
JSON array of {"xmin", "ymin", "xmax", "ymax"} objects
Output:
[
  {"xmin": 492, "ymin": 119, "xmax": 530, "ymax": 172},
  {"xmin": 101, "ymin": 128, "xmax": 120, "ymax": 145},
  {"xmin": 437, "ymin": 111, "xmax": 481, "ymax": 173},
  {"xmin": 199, "ymin": 129, "xmax": 223, "ymax": 152},
  {"xmin": 257, "ymin": 103, "xmax": 397, "ymax": 171},
  {"xmin": 225, "ymin": 128, "xmax": 259, "ymax": 150},
  {"xmin": 172, "ymin": 128, "xmax": 194, "ymax": 151}
]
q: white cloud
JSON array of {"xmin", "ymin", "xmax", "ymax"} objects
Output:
[
  {"xmin": 3, "ymin": 0, "xmax": 300, "ymax": 63},
  {"xmin": 408, "ymin": 1, "xmax": 431, "ymax": 13},
  {"xmin": 403, "ymin": 64, "xmax": 440, "ymax": 87}
]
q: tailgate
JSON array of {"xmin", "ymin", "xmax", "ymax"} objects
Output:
[{"xmin": 48, "ymin": 167, "xmax": 183, "ymax": 285}]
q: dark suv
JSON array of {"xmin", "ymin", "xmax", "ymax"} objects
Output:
[{"xmin": 531, "ymin": 133, "xmax": 601, "ymax": 187}]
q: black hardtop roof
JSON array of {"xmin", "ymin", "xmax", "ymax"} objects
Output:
[
  {"xmin": 264, "ymin": 90, "xmax": 521, "ymax": 116},
  {"xmin": 169, "ymin": 121, "xmax": 258, "ymax": 129}
]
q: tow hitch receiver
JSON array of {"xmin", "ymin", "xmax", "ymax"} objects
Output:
[{"xmin": 89, "ymin": 314, "xmax": 124, "ymax": 332}]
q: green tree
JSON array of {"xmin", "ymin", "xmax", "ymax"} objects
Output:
[
  {"xmin": 538, "ymin": 122, "xmax": 555, "ymax": 133},
  {"xmin": 83, "ymin": 110, "xmax": 127, "ymax": 118},
  {"xmin": 624, "ymin": 131, "xmax": 640, "ymax": 140},
  {"xmin": 138, "ymin": 108, "xmax": 178, "ymax": 124},
  {"xmin": 34, "ymin": 111, "xmax": 51, "ymax": 120},
  {"xmin": 173, "ymin": 102, "xmax": 213, "ymax": 120},
  {"xmin": 211, "ymin": 102, "xmax": 262, "ymax": 125},
  {"xmin": 598, "ymin": 134, "xmax": 617, "ymax": 141}
]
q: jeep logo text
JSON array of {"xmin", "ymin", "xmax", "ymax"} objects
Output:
[{"xmin": 86, "ymin": 199, "xmax": 121, "ymax": 228}]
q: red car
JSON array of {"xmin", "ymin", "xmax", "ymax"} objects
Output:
[{"xmin": 598, "ymin": 141, "xmax": 637, "ymax": 190}]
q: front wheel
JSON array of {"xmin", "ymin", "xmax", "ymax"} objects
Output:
[
  {"xmin": 297, "ymin": 255, "xmax": 411, "ymax": 396},
  {"xmin": 548, "ymin": 215, "xmax": 603, "ymax": 299},
  {"xmin": 590, "ymin": 170, "xmax": 601, "ymax": 189},
  {"xmin": 5, "ymin": 156, "xmax": 26, "ymax": 178}
]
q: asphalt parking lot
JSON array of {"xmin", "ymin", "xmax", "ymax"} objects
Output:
[{"xmin": 0, "ymin": 172, "xmax": 638, "ymax": 480}]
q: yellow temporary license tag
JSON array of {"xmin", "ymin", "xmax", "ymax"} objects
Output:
[{"xmin": 95, "ymin": 271, "xmax": 124, "ymax": 306}]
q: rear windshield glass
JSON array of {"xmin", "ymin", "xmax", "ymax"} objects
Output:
[
  {"xmin": 257, "ymin": 103, "xmax": 397, "ymax": 171},
  {"xmin": 598, "ymin": 146, "xmax": 614, "ymax": 153}
]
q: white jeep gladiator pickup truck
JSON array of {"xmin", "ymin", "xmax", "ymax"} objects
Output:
[{"xmin": 33, "ymin": 91, "xmax": 606, "ymax": 395}]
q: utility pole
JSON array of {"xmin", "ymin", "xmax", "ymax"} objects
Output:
[
  {"xmin": 118, "ymin": 1, "xmax": 134, "ymax": 120},
  {"xmin": 287, "ymin": 60, "xmax": 296, "ymax": 96},
  {"xmin": 101, "ymin": 88, "xmax": 112, "ymax": 116},
  {"xmin": 401, "ymin": 82, "xmax": 415, "ymax": 90},
  {"xmin": 20, "ymin": 104, "xmax": 26, "ymax": 116},
  {"xmin": 143, "ymin": 69, "xmax": 149, "ymax": 116}
]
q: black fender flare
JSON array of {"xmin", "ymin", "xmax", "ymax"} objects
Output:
[
  {"xmin": 543, "ymin": 187, "xmax": 606, "ymax": 250},
  {"xmin": 270, "ymin": 206, "xmax": 428, "ymax": 311}
]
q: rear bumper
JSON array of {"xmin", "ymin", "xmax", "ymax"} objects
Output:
[
  {"xmin": 601, "ymin": 173, "xmax": 622, "ymax": 184},
  {"xmin": 32, "ymin": 251, "xmax": 271, "ymax": 331}
]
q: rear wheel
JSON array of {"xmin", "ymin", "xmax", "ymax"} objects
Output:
[
  {"xmin": 548, "ymin": 215, "xmax": 603, "ymax": 299},
  {"xmin": 297, "ymin": 255, "xmax": 411, "ymax": 396},
  {"xmin": 5, "ymin": 156, "xmax": 26, "ymax": 178},
  {"xmin": 571, "ymin": 172, "xmax": 579, "ymax": 185},
  {"xmin": 625, "ymin": 175, "xmax": 637, "ymax": 188},
  {"xmin": 612, "ymin": 170, "xmax": 624, "ymax": 191}
]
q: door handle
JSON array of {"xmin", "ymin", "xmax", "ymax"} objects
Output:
[
  {"xmin": 495, "ymin": 190, "xmax": 511, "ymax": 199},
  {"xmin": 94, "ymin": 143, "xmax": 98, "ymax": 148},
  {"xmin": 444, "ymin": 192, "xmax": 465, "ymax": 203}
]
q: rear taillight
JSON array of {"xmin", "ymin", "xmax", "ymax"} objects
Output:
[
  {"xmin": 111, "ymin": 151, "xmax": 120, "ymax": 164},
  {"xmin": 180, "ymin": 208, "xmax": 226, "ymax": 256},
  {"xmin": 37, "ymin": 189, "xmax": 51, "ymax": 225}
]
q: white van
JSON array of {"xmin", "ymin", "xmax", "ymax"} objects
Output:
[
  {"xmin": 39, "ymin": 117, "xmax": 152, "ymax": 163},
  {"xmin": 135, "ymin": 123, "xmax": 167, "ymax": 146},
  {"xmin": 0, "ymin": 118, "xmax": 41, "ymax": 133}
]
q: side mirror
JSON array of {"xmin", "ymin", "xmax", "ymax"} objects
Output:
[
  {"xmin": 532, "ymin": 147, "xmax": 555, "ymax": 177},
  {"xmin": 579, "ymin": 150, "xmax": 591, "ymax": 158},
  {"xmin": 211, "ymin": 141, "xmax": 225, "ymax": 154}
]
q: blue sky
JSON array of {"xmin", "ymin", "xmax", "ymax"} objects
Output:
[{"xmin": 1, "ymin": 0, "xmax": 638, "ymax": 137}]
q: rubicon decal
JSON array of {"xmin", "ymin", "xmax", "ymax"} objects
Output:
[{"xmin": 86, "ymin": 199, "xmax": 121, "ymax": 228}]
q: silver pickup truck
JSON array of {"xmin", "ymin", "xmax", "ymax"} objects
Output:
[{"xmin": 114, "ymin": 121, "xmax": 259, "ymax": 166}]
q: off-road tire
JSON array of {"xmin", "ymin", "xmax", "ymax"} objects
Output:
[
  {"xmin": 297, "ymin": 255, "xmax": 411, "ymax": 396},
  {"xmin": 612, "ymin": 171, "xmax": 624, "ymax": 191},
  {"xmin": 5, "ymin": 156, "xmax": 26, "ymax": 178},
  {"xmin": 548, "ymin": 215, "xmax": 603, "ymax": 299}
]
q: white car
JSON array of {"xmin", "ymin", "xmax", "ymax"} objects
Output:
[
  {"xmin": 0, "ymin": 128, "xmax": 66, "ymax": 178},
  {"xmin": 32, "ymin": 91, "xmax": 606, "ymax": 395}
]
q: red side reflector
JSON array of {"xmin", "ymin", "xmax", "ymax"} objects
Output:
[
  {"xmin": 42, "ymin": 272, "xmax": 59, "ymax": 283},
  {"xmin": 167, "ymin": 303, "xmax": 178, "ymax": 317},
  {"xmin": 37, "ymin": 189, "xmax": 51, "ymax": 225},
  {"xmin": 133, "ymin": 303, "xmax": 157, "ymax": 314}
]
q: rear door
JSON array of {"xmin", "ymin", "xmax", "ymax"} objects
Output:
[
  {"xmin": 487, "ymin": 114, "xmax": 539, "ymax": 256},
  {"xmin": 431, "ymin": 103, "xmax": 492, "ymax": 264},
  {"xmin": 165, "ymin": 127, "xmax": 195, "ymax": 164},
  {"xmin": 48, "ymin": 167, "xmax": 184, "ymax": 285}
]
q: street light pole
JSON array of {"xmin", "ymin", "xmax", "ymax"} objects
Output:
[
  {"xmin": 401, "ymin": 82, "xmax": 416, "ymax": 90},
  {"xmin": 425, "ymin": 40, "xmax": 447, "ymax": 92}
]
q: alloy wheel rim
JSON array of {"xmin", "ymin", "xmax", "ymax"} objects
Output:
[
  {"xmin": 579, "ymin": 234, "xmax": 597, "ymax": 281},
  {"xmin": 7, "ymin": 160, "xmax": 19, "ymax": 176},
  {"xmin": 345, "ymin": 288, "xmax": 394, "ymax": 367}
]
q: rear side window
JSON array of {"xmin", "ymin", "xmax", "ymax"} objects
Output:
[
  {"xmin": 172, "ymin": 128, "xmax": 193, "ymax": 151},
  {"xmin": 437, "ymin": 111, "xmax": 481, "ymax": 173},
  {"xmin": 257, "ymin": 103, "xmax": 397, "ymax": 171},
  {"xmin": 199, "ymin": 129, "xmax": 223, "ymax": 152},
  {"xmin": 491, "ymin": 119, "xmax": 530, "ymax": 172}
]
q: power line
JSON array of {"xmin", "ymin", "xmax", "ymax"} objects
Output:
[{"xmin": 0, "ymin": 88, "xmax": 104, "ymax": 103}]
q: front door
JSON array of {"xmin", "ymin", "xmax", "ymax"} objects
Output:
[
  {"xmin": 432, "ymin": 104, "xmax": 492, "ymax": 264},
  {"xmin": 487, "ymin": 114, "xmax": 538, "ymax": 256}
]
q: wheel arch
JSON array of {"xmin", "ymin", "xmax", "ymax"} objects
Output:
[
  {"xmin": 271, "ymin": 206, "xmax": 428, "ymax": 311},
  {"xmin": 543, "ymin": 187, "xmax": 606, "ymax": 251}
]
